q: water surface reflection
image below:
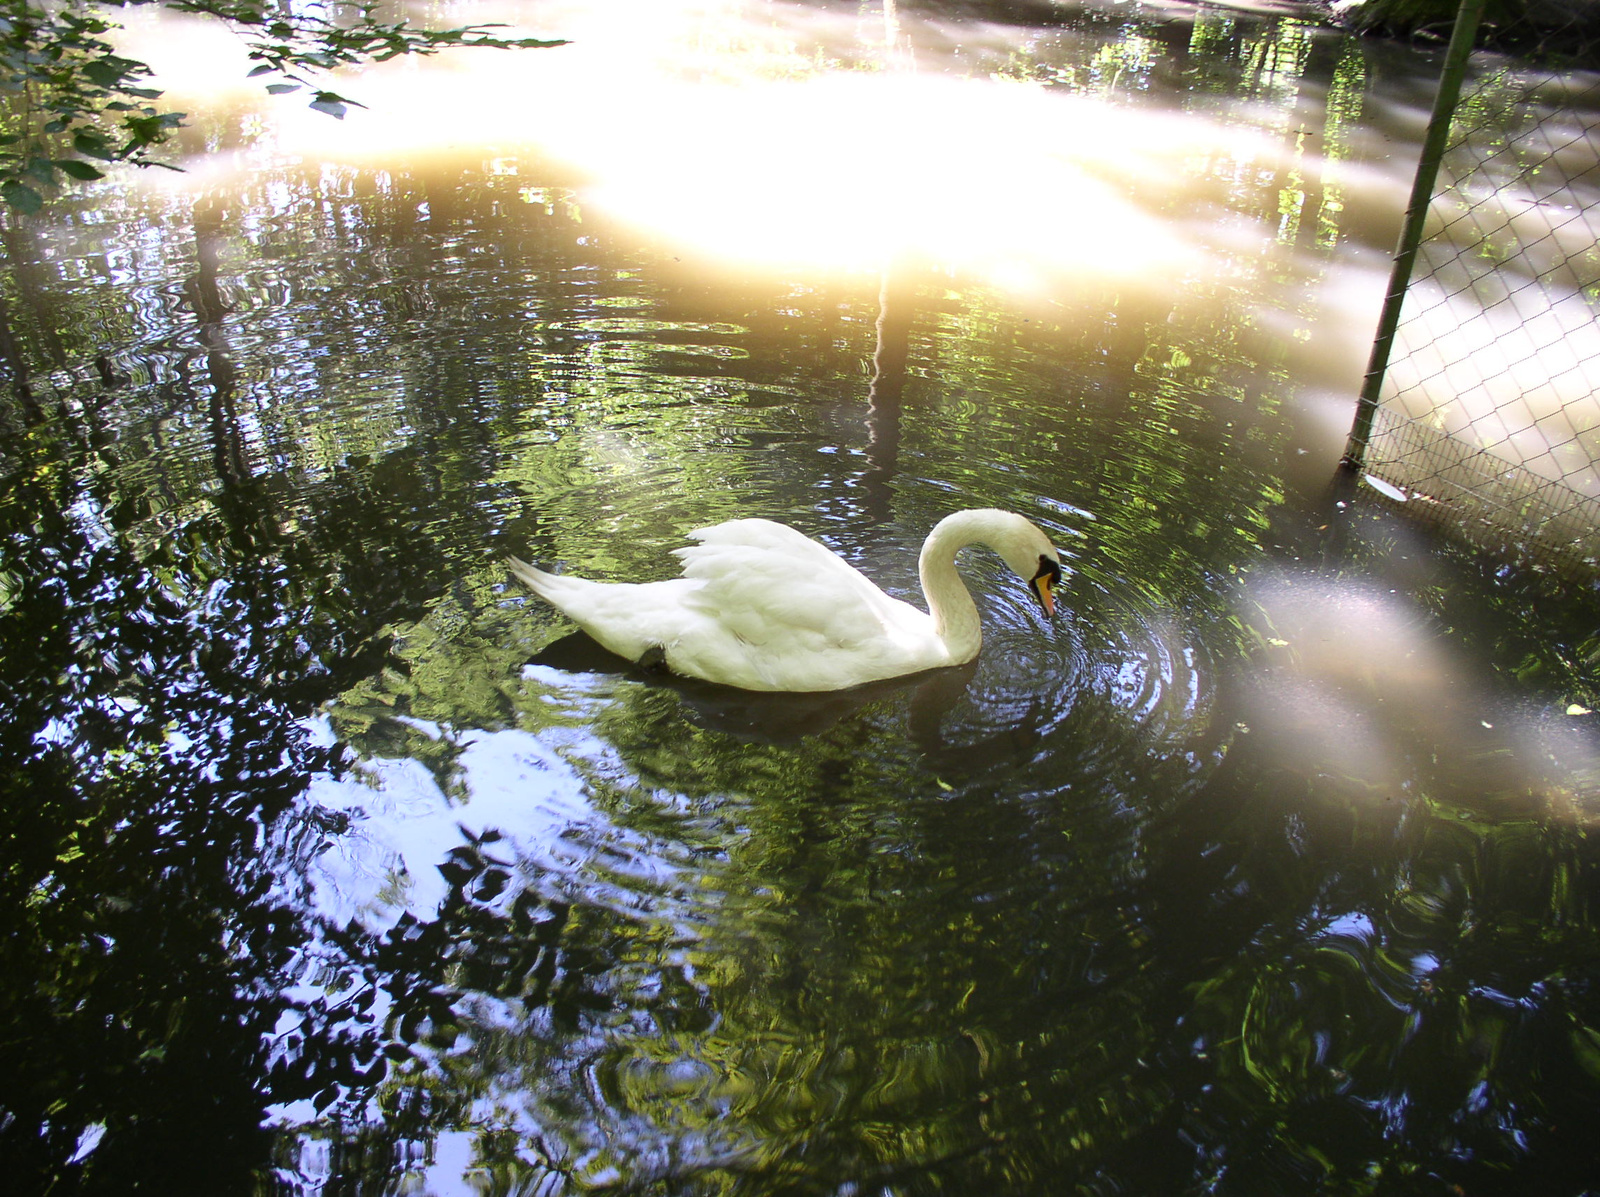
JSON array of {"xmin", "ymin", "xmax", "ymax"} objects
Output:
[{"xmin": 2, "ymin": 1, "xmax": 1599, "ymax": 1194}]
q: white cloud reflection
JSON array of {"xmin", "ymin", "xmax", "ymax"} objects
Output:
[{"xmin": 301, "ymin": 716, "xmax": 686, "ymax": 930}]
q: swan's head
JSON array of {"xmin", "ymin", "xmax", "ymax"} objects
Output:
[
  {"xmin": 932, "ymin": 509, "xmax": 1064, "ymax": 617},
  {"xmin": 1000, "ymin": 518, "xmax": 1063, "ymax": 618}
]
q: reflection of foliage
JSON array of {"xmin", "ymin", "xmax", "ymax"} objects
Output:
[
  {"xmin": 315, "ymin": 831, "xmax": 627, "ymax": 1114},
  {"xmin": 1335, "ymin": 0, "xmax": 1600, "ymax": 62},
  {"xmin": 0, "ymin": 0, "xmax": 565, "ymax": 210},
  {"xmin": 0, "ymin": 424, "xmax": 360, "ymax": 1186},
  {"xmin": 284, "ymin": 817, "xmax": 710, "ymax": 1187},
  {"xmin": 319, "ymin": 563, "xmax": 1226, "ymax": 1188}
]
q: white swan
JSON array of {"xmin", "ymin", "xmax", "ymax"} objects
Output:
[{"xmin": 508, "ymin": 508, "xmax": 1062, "ymax": 693}]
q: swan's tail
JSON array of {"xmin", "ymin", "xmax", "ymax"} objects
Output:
[
  {"xmin": 507, "ymin": 556, "xmax": 591, "ymax": 612},
  {"xmin": 506, "ymin": 555, "xmax": 668, "ymax": 665}
]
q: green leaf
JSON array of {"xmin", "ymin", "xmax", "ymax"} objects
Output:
[
  {"xmin": 54, "ymin": 160, "xmax": 105, "ymax": 181},
  {"xmin": 1, "ymin": 179, "xmax": 44, "ymax": 213},
  {"xmin": 309, "ymin": 92, "xmax": 359, "ymax": 119},
  {"xmin": 83, "ymin": 58, "xmax": 133, "ymax": 89},
  {"xmin": 74, "ymin": 133, "xmax": 115, "ymax": 161},
  {"xmin": 265, "ymin": 83, "xmax": 300, "ymax": 94},
  {"xmin": 121, "ymin": 111, "xmax": 183, "ymax": 148},
  {"xmin": 247, "ymin": 64, "xmax": 274, "ymax": 77}
]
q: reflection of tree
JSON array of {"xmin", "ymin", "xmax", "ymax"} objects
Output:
[
  {"xmin": 313, "ymin": 564, "xmax": 1222, "ymax": 1185},
  {"xmin": 295, "ymin": 582, "xmax": 1600, "ymax": 1193},
  {"xmin": 0, "ymin": 189, "xmax": 549, "ymax": 1183},
  {"xmin": 188, "ymin": 197, "xmax": 250, "ymax": 493},
  {"xmin": 0, "ymin": 427, "xmax": 347, "ymax": 1186},
  {"xmin": 0, "ymin": 217, "xmax": 76, "ymax": 424},
  {"xmin": 862, "ymin": 263, "xmax": 917, "ymax": 522},
  {"xmin": 0, "ymin": 285, "xmax": 40, "ymax": 421}
]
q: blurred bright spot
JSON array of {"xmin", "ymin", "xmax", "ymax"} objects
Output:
[
  {"xmin": 1236, "ymin": 572, "xmax": 1460, "ymax": 798},
  {"xmin": 1363, "ymin": 474, "xmax": 1408, "ymax": 502},
  {"xmin": 571, "ymin": 72, "xmax": 1226, "ymax": 281}
]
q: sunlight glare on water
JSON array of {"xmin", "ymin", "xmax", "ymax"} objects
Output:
[{"xmin": 123, "ymin": 0, "xmax": 1312, "ymax": 288}]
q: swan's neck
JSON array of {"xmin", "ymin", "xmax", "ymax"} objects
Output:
[{"xmin": 918, "ymin": 511, "xmax": 988, "ymax": 661}]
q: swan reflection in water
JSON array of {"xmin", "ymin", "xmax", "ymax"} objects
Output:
[{"xmin": 524, "ymin": 629, "xmax": 997, "ymax": 753}]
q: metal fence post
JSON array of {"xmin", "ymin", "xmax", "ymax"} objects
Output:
[{"xmin": 1342, "ymin": 0, "xmax": 1491, "ymax": 470}]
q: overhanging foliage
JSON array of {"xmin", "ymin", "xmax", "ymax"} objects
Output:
[{"xmin": 0, "ymin": 0, "xmax": 565, "ymax": 211}]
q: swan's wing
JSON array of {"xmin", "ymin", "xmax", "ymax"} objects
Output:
[
  {"xmin": 672, "ymin": 519, "xmax": 918, "ymax": 648},
  {"xmin": 509, "ymin": 556, "xmax": 705, "ymax": 662}
]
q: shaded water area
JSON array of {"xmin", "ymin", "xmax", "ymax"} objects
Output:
[{"xmin": 3, "ymin": 1, "xmax": 1600, "ymax": 1192}]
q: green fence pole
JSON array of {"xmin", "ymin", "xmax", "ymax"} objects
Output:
[{"xmin": 1342, "ymin": 0, "xmax": 1491, "ymax": 470}]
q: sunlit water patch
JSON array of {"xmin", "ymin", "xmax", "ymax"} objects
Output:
[
  {"xmin": 302, "ymin": 720, "xmax": 710, "ymax": 927},
  {"xmin": 115, "ymin": 0, "xmax": 1406, "ymax": 305}
]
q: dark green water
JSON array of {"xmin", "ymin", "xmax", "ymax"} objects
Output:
[{"xmin": 3, "ymin": 2, "xmax": 1599, "ymax": 1193}]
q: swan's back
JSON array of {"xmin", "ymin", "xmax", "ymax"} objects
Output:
[
  {"xmin": 671, "ymin": 520, "xmax": 946, "ymax": 689},
  {"xmin": 514, "ymin": 519, "xmax": 953, "ymax": 691},
  {"xmin": 675, "ymin": 520, "xmax": 905, "ymax": 639}
]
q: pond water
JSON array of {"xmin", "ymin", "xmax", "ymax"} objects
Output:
[{"xmin": 3, "ymin": 1, "xmax": 1600, "ymax": 1193}]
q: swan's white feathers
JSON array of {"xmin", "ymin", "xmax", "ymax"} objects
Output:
[
  {"xmin": 673, "ymin": 519, "xmax": 911, "ymax": 650},
  {"xmin": 510, "ymin": 510, "xmax": 1059, "ymax": 692},
  {"xmin": 507, "ymin": 558, "xmax": 699, "ymax": 663}
]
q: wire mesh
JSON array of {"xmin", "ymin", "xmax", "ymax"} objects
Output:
[{"xmin": 1358, "ymin": 2, "xmax": 1600, "ymax": 572}]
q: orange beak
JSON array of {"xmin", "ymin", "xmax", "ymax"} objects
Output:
[{"xmin": 1030, "ymin": 557, "xmax": 1061, "ymax": 617}]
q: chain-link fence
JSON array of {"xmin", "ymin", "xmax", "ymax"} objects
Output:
[{"xmin": 1344, "ymin": 0, "xmax": 1600, "ymax": 572}]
